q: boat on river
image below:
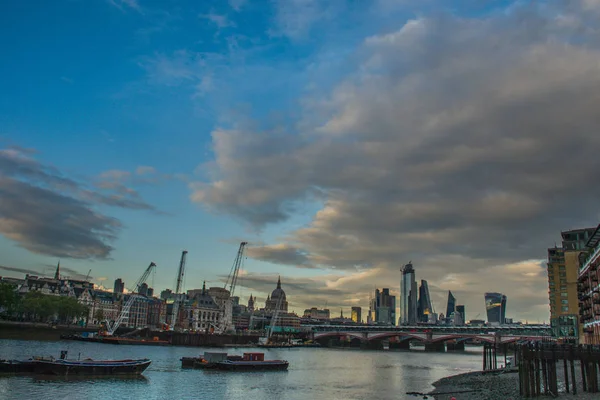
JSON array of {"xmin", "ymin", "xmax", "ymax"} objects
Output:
[
  {"xmin": 33, "ymin": 358, "xmax": 152, "ymax": 376},
  {"xmin": 0, "ymin": 359, "xmax": 36, "ymax": 374},
  {"xmin": 182, "ymin": 352, "xmax": 288, "ymax": 371}
]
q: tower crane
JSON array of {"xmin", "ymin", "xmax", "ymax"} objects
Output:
[
  {"xmin": 170, "ymin": 250, "xmax": 188, "ymax": 331},
  {"xmin": 225, "ymin": 242, "xmax": 248, "ymax": 297},
  {"xmin": 104, "ymin": 262, "xmax": 156, "ymax": 336},
  {"xmin": 215, "ymin": 242, "xmax": 248, "ymax": 334}
]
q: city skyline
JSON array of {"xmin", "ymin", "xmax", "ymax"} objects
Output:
[{"xmin": 2, "ymin": 1, "xmax": 600, "ymax": 323}]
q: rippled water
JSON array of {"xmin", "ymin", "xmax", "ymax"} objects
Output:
[{"xmin": 0, "ymin": 340, "xmax": 484, "ymax": 399}]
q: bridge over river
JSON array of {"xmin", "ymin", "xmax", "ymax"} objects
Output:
[{"xmin": 305, "ymin": 324, "xmax": 553, "ymax": 351}]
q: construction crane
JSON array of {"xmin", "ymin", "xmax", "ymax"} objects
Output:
[
  {"xmin": 104, "ymin": 262, "xmax": 156, "ymax": 336},
  {"xmin": 224, "ymin": 242, "xmax": 248, "ymax": 297},
  {"xmin": 170, "ymin": 250, "xmax": 188, "ymax": 331},
  {"xmin": 261, "ymin": 293, "xmax": 285, "ymax": 345},
  {"xmin": 214, "ymin": 242, "xmax": 248, "ymax": 334}
]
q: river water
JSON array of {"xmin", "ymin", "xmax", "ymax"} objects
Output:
[{"xmin": 0, "ymin": 340, "xmax": 484, "ymax": 400}]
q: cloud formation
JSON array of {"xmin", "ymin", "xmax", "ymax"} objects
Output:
[
  {"xmin": 0, "ymin": 147, "xmax": 157, "ymax": 259},
  {"xmin": 191, "ymin": 2, "xmax": 600, "ymax": 321}
]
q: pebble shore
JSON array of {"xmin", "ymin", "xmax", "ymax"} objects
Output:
[{"xmin": 427, "ymin": 366, "xmax": 599, "ymax": 400}]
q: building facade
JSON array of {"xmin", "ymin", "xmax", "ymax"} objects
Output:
[
  {"xmin": 351, "ymin": 306, "xmax": 362, "ymax": 323},
  {"xmin": 417, "ymin": 280, "xmax": 433, "ymax": 323},
  {"xmin": 400, "ymin": 263, "xmax": 417, "ymax": 325},
  {"xmin": 548, "ymin": 228, "xmax": 595, "ymax": 343},
  {"xmin": 370, "ymin": 288, "xmax": 396, "ymax": 325},
  {"xmin": 485, "ymin": 292, "xmax": 507, "ymax": 325},
  {"xmin": 446, "ymin": 291, "xmax": 456, "ymax": 320},
  {"xmin": 578, "ymin": 224, "xmax": 600, "ymax": 344},
  {"xmin": 303, "ymin": 307, "xmax": 330, "ymax": 320}
]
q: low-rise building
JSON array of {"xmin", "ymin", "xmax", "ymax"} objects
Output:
[{"xmin": 578, "ymin": 223, "xmax": 600, "ymax": 344}]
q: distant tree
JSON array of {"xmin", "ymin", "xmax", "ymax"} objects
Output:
[{"xmin": 0, "ymin": 283, "xmax": 20, "ymax": 315}]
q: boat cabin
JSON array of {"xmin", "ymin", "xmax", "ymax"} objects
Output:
[
  {"xmin": 243, "ymin": 353, "xmax": 265, "ymax": 361},
  {"xmin": 203, "ymin": 352, "xmax": 228, "ymax": 363}
]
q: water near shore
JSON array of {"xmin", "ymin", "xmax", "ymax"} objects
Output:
[{"xmin": 0, "ymin": 339, "xmax": 484, "ymax": 400}]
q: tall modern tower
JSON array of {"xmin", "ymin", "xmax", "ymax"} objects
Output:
[
  {"xmin": 401, "ymin": 262, "xmax": 418, "ymax": 325},
  {"xmin": 417, "ymin": 280, "xmax": 433, "ymax": 323},
  {"xmin": 485, "ymin": 292, "xmax": 507, "ymax": 324},
  {"xmin": 446, "ymin": 291, "xmax": 456, "ymax": 320}
]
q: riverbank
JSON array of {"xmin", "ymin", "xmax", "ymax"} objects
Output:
[{"xmin": 429, "ymin": 366, "xmax": 598, "ymax": 399}]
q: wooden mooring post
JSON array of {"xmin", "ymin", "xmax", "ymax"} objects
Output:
[{"xmin": 518, "ymin": 342, "xmax": 600, "ymax": 397}]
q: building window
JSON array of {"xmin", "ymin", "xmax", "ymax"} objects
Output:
[
  {"xmin": 561, "ymin": 292, "xmax": 568, "ymax": 297},
  {"xmin": 559, "ymin": 272, "xmax": 566, "ymax": 277},
  {"xmin": 561, "ymin": 300, "xmax": 569, "ymax": 304},
  {"xmin": 560, "ymin": 285, "xmax": 567, "ymax": 290},
  {"xmin": 560, "ymin": 279, "xmax": 567, "ymax": 284},
  {"xmin": 559, "ymin": 266, "xmax": 566, "ymax": 271},
  {"xmin": 561, "ymin": 306, "xmax": 569, "ymax": 312}
]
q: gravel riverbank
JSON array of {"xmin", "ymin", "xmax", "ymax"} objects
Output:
[{"xmin": 427, "ymin": 365, "xmax": 599, "ymax": 400}]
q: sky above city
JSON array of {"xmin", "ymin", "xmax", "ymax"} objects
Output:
[{"xmin": 2, "ymin": 0, "xmax": 600, "ymax": 323}]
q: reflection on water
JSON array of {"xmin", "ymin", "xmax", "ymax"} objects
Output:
[{"xmin": 0, "ymin": 339, "xmax": 484, "ymax": 400}]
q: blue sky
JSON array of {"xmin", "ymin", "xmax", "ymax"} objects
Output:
[{"xmin": 2, "ymin": 0, "xmax": 600, "ymax": 322}]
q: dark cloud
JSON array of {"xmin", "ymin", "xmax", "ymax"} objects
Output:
[
  {"xmin": 0, "ymin": 177, "xmax": 120, "ymax": 259},
  {"xmin": 0, "ymin": 265, "xmax": 42, "ymax": 276},
  {"xmin": 247, "ymin": 244, "xmax": 318, "ymax": 269},
  {"xmin": 0, "ymin": 147, "xmax": 159, "ymax": 260},
  {"xmin": 190, "ymin": 2, "xmax": 600, "ymax": 321}
]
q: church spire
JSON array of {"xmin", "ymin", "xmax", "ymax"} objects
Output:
[
  {"xmin": 202, "ymin": 280, "xmax": 206, "ymax": 295},
  {"xmin": 277, "ymin": 275, "xmax": 281, "ymax": 289},
  {"xmin": 54, "ymin": 261, "xmax": 60, "ymax": 280}
]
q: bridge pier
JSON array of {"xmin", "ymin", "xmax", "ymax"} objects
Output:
[
  {"xmin": 446, "ymin": 341, "xmax": 465, "ymax": 351},
  {"xmin": 424, "ymin": 342, "xmax": 446, "ymax": 352},
  {"xmin": 389, "ymin": 340, "xmax": 410, "ymax": 350}
]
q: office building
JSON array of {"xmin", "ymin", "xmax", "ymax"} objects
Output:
[
  {"xmin": 370, "ymin": 288, "xmax": 396, "ymax": 325},
  {"xmin": 417, "ymin": 280, "xmax": 433, "ymax": 323},
  {"xmin": 351, "ymin": 306, "xmax": 362, "ymax": 323},
  {"xmin": 456, "ymin": 305, "xmax": 465, "ymax": 322},
  {"xmin": 113, "ymin": 278, "xmax": 124, "ymax": 294},
  {"xmin": 401, "ymin": 262, "xmax": 418, "ymax": 325},
  {"xmin": 446, "ymin": 291, "xmax": 456, "ymax": 320},
  {"xmin": 549, "ymin": 227, "xmax": 595, "ymax": 343},
  {"xmin": 485, "ymin": 292, "xmax": 507, "ymax": 324},
  {"xmin": 578, "ymin": 223, "xmax": 600, "ymax": 344}
]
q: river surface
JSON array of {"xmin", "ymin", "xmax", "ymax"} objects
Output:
[{"xmin": 0, "ymin": 339, "xmax": 484, "ymax": 400}]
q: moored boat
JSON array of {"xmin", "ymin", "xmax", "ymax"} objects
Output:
[
  {"xmin": 31, "ymin": 351, "xmax": 151, "ymax": 376},
  {"xmin": 0, "ymin": 359, "xmax": 36, "ymax": 374},
  {"xmin": 213, "ymin": 353, "xmax": 288, "ymax": 371}
]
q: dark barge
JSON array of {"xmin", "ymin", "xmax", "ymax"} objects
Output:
[
  {"xmin": 182, "ymin": 352, "xmax": 288, "ymax": 371},
  {"xmin": 0, "ymin": 360, "xmax": 36, "ymax": 374},
  {"xmin": 33, "ymin": 358, "xmax": 152, "ymax": 376}
]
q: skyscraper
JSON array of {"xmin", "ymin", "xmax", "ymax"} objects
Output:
[
  {"xmin": 370, "ymin": 288, "xmax": 396, "ymax": 325},
  {"xmin": 351, "ymin": 306, "xmax": 362, "ymax": 323},
  {"xmin": 114, "ymin": 278, "xmax": 125, "ymax": 294},
  {"xmin": 456, "ymin": 305, "xmax": 465, "ymax": 322},
  {"xmin": 401, "ymin": 262, "xmax": 418, "ymax": 325},
  {"xmin": 417, "ymin": 280, "xmax": 433, "ymax": 323},
  {"xmin": 446, "ymin": 291, "xmax": 456, "ymax": 320},
  {"xmin": 485, "ymin": 292, "xmax": 507, "ymax": 324}
]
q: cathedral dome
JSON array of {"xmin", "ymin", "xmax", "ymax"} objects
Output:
[{"xmin": 270, "ymin": 276, "xmax": 286, "ymax": 300}]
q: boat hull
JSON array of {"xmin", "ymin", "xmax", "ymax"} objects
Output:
[
  {"xmin": 33, "ymin": 359, "xmax": 152, "ymax": 376},
  {"xmin": 0, "ymin": 360, "xmax": 36, "ymax": 374},
  {"xmin": 214, "ymin": 360, "xmax": 289, "ymax": 371}
]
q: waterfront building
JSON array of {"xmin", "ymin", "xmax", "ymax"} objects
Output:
[
  {"xmin": 113, "ymin": 278, "xmax": 125, "ymax": 294},
  {"xmin": 485, "ymin": 292, "xmax": 507, "ymax": 325},
  {"xmin": 190, "ymin": 282, "xmax": 222, "ymax": 331},
  {"xmin": 303, "ymin": 307, "xmax": 330, "ymax": 320},
  {"xmin": 400, "ymin": 262, "xmax": 418, "ymax": 325},
  {"xmin": 548, "ymin": 227, "xmax": 595, "ymax": 343},
  {"xmin": 417, "ymin": 280, "xmax": 433, "ymax": 323},
  {"xmin": 208, "ymin": 286, "xmax": 233, "ymax": 331},
  {"xmin": 351, "ymin": 306, "xmax": 362, "ymax": 323},
  {"xmin": 446, "ymin": 291, "xmax": 456, "ymax": 321},
  {"xmin": 265, "ymin": 277, "xmax": 289, "ymax": 313},
  {"xmin": 139, "ymin": 282, "xmax": 149, "ymax": 296},
  {"xmin": 578, "ymin": 223, "xmax": 600, "ymax": 344}
]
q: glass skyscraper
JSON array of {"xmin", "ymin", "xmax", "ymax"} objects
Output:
[
  {"xmin": 417, "ymin": 280, "xmax": 433, "ymax": 323},
  {"xmin": 401, "ymin": 262, "xmax": 418, "ymax": 325},
  {"xmin": 446, "ymin": 291, "xmax": 456, "ymax": 319},
  {"xmin": 485, "ymin": 292, "xmax": 507, "ymax": 324}
]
